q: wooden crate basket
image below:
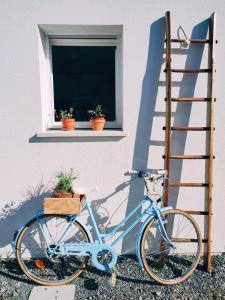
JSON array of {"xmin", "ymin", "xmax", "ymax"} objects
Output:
[{"xmin": 44, "ymin": 195, "xmax": 85, "ymax": 215}]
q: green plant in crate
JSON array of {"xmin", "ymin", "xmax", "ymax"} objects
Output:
[{"xmin": 53, "ymin": 168, "xmax": 77, "ymax": 198}]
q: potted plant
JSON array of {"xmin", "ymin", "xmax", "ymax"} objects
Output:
[
  {"xmin": 52, "ymin": 168, "xmax": 77, "ymax": 198},
  {"xmin": 58, "ymin": 107, "xmax": 75, "ymax": 131},
  {"xmin": 44, "ymin": 169, "xmax": 84, "ymax": 215},
  {"xmin": 88, "ymin": 104, "xmax": 106, "ymax": 131}
]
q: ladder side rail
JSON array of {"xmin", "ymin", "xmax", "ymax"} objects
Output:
[
  {"xmin": 207, "ymin": 12, "xmax": 216, "ymax": 273},
  {"xmin": 163, "ymin": 11, "xmax": 172, "ymax": 207}
]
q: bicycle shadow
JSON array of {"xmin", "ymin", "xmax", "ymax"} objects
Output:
[
  {"xmin": 0, "ymin": 256, "xmax": 156, "ymax": 287},
  {"xmin": 86, "ymin": 178, "xmax": 136, "ymax": 239},
  {"xmin": 0, "ymin": 259, "xmax": 34, "ymax": 285},
  {"xmin": 0, "ymin": 181, "xmax": 53, "ymax": 257}
]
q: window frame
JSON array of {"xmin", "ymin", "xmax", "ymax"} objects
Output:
[{"xmin": 45, "ymin": 37, "xmax": 122, "ymax": 129}]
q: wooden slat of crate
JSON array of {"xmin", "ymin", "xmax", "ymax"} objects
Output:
[{"xmin": 44, "ymin": 197, "xmax": 84, "ymax": 214}]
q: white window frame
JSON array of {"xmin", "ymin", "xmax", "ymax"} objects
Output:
[{"xmin": 45, "ymin": 37, "xmax": 122, "ymax": 129}]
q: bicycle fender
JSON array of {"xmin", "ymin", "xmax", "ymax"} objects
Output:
[
  {"xmin": 12, "ymin": 210, "xmax": 45, "ymax": 253},
  {"xmin": 12, "ymin": 211, "xmax": 93, "ymax": 253},
  {"xmin": 74, "ymin": 217, "xmax": 94, "ymax": 243},
  {"xmin": 136, "ymin": 206, "xmax": 173, "ymax": 269}
]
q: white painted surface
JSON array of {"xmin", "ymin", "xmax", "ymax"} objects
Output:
[
  {"xmin": 0, "ymin": 0, "xmax": 224, "ymax": 257},
  {"xmin": 36, "ymin": 130, "xmax": 127, "ymax": 137},
  {"xmin": 44, "ymin": 32, "xmax": 123, "ymax": 129},
  {"xmin": 28, "ymin": 285, "xmax": 75, "ymax": 300}
]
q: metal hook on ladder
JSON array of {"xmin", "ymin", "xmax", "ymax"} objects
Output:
[{"xmin": 177, "ymin": 25, "xmax": 190, "ymax": 48}]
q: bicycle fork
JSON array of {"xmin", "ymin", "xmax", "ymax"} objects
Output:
[{"xmin": 155, "ymin": 209, "xmax": 176, "ymax": 249}]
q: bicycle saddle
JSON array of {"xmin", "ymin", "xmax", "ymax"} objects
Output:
[{"xmin": 71, "ymin": 185, "xmax": 100, "ymax": 195}]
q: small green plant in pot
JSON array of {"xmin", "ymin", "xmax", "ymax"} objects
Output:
[
  {"xmin": 57, "ymin": 107, "xmax": 75, "ymax": 131},
  {"xmin": 53, "ymin": 168, "xmax": 77, "ymax": 198},
  {"xmin": 88, "ymin": 105, "xmax": 106, "ymax": 131}
]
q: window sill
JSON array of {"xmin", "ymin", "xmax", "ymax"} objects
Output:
[{"xmin": 36, "ymin": 129, "xmax": 127, "ymax": 138}]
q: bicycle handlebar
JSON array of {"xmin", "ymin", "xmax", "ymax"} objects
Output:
[{"xmin": 128, "ymin": 169, "xmax": 168, "ymax": 181}]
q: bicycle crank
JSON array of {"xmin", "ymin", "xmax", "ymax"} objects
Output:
[
  {"xmin": 91, "ymin": 244, "xmax": 117, "ymax": 271},
  {"xmin": 50, "ymin": 242, "xmax": 118, "ymax": 271}
]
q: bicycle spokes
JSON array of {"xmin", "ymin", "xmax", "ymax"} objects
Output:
[
  {"xmin": 16, "ymin": 215, "xmax": 89, "ymax": 285},
  {"xmin": 141, "ymin": 210, "xmax": 201, "ymax": 284}
]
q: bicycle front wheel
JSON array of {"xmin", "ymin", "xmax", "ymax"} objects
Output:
[
  {"xmin": 141, "ymin": 209, "xmax": 202, "ymax": 285},
  {"xmin": 16, "ymin": 214, "xmax": 90, "ymax": 286}
]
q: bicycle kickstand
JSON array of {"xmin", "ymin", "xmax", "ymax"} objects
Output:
[{"xmin": 109, "ymin": 267, "xmax": 117, "ymax": 287}]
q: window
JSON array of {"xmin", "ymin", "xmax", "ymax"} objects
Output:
[{"xmin": 46, "ymin": 37, "xmax": 122, "ymax": 129}]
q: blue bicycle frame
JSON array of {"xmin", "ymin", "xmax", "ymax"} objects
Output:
[{"xmin": 13, "ymin": 194, "xmax": 173, "ymax": 272}]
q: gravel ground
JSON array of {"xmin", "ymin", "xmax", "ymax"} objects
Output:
[{"xmin": 0, "ymin": 255, "xmax": 224, "ymax": 300}]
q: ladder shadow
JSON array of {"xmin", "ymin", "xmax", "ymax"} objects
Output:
[
  {"xmin": 121, "ymin": 17, "xmax": 165, "ymax": 254},
  {"xmin": 169, "ymin": 19, "xmax": 209, "ymax": 244},
  {"xmin": 120, "ymin": 17, "xmax": 209, "ymax": 256}
]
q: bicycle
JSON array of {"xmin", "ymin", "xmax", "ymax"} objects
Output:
[{"xmin": 13, "ymin": 170, "xmax": 202, "ymax": 286}]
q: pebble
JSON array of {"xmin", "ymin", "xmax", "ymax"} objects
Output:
[
  {"xmin": 0, "ymin": 255, "xmax": 224, "ymax": 300},
  {"xmin": 12, "ymin": 291, "xmax": 19, "ymax": 299}
]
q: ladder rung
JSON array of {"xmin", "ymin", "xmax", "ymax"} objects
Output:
[
  {"xmin": 163, "ymin": 126, "xmax": 213, "ymax": 131},
  {"xmin": 171, "ymin": 97, "xmax": 214, "ymax": 102},
  {"xmin": 185, "ymin": 210, "xmax": 209, "ymax": 215},
  {"xmin": 171, "ymin": 238, "xmax": 208, "ymax": 243},
  {"xmin": 168, "ymin": 38, "xmax": 210, "ymax": 43},
  {"xmin": 171, "ymin": 68, "xmax": 211, "ymax": 73},
  {"xmin": 163, "ymin": 155, "xmax": 215, "ymax": 159},
  {"xmin": 169, "ymin": 182, "xmax": 209, "ymax": 187}
]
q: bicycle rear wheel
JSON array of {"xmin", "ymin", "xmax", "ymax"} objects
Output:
[
  {"xmin": 141, "ymin": 209, "xmax": 202, "ymax": 285},
  {"xmin": 16, "ymin": 214, "xmax": 90, "ymax": 286}
]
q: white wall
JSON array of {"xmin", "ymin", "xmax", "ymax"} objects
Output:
[{"xmin": 0, "ymin": 0, "xmax": 225, "ymax": 257}]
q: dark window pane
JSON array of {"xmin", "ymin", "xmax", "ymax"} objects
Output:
[{"xmin": 52, "ymin": 45, "xmax": 116, "ymax": 121}]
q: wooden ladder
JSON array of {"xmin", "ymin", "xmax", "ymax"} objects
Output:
[{"xmin": 163, "ymin": 11, "xmax": 216, "ymax": 272}]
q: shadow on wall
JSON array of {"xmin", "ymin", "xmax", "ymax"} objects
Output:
[
  {"xmin": 0, "ymin": 181, "xmax": 53, "ymax": 257},
  {"xmin": 0, "ymin": 18, "xmax": 210, "ymax": 258},
  {"xmin": 169, "ymin": 19, "xmax": 209, "ymax": 210},
  {"xmin": 87, "ymin": 180, "xmax": 132, "ymax": 228},
  {"xmin": 168, "ymin": 19, "xmax": 209, "ymax": 248},
  {"xmin": 83, "ymin": 17, "xmax": 166, "ymax": 252},
  {"xmin": 120, "ymin": 18, "xmax": 209, "ymax": 254},
  {"xmin": 121, "ymin": 17, "xmax": 165, "ymax": 254},
  {"xmin": 86, "ymin": 177, "xmax": 139, "ymax": 240}
]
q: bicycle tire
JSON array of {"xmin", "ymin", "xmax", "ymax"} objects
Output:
[
  {"xmin": 16, "ymin": 214, "xmax": 90, "ymax": 286},
  {"xmin": 140, "ymin": 209, "xmax": 202, "ymax": 285}
]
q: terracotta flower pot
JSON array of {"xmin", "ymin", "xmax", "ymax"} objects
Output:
[
  {"xmin": 90, "ymin": 117, "xmax": 106, "ymax": 131},
  {"xmin": 61, "ymin": 118, "xmax": 75, "ymax": 131}
]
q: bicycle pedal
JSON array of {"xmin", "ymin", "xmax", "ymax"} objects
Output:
[{"xmin": 110, "ymin": 271, "xmax": 117, "ymax": 287}]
